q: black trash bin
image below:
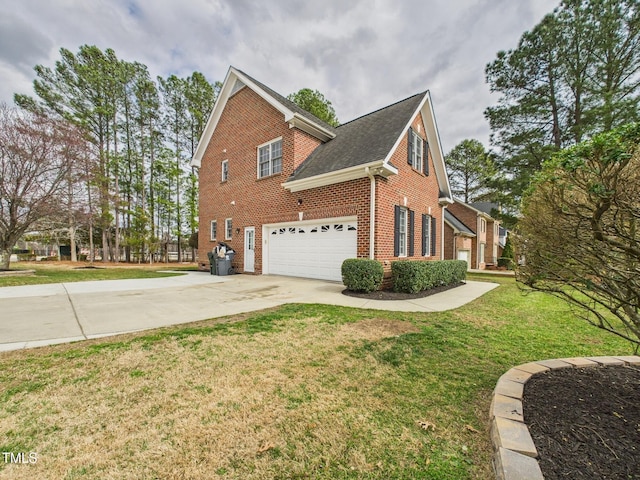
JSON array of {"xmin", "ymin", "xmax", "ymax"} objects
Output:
[
  {"xmin": 215, "ymin": 257, "xmax": 232, "ymax": 276},
  {"xmin": 213, "ymin": 243, "xmax": 235, "ymax": 276},
  {"xmin": 207, "ymin": 252, "xmax": 217, "ymax": 275}
]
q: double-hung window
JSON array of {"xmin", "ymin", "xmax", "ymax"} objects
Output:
[
  {"xmin": 221, "ymin": 160, "xmax": 229, "ymax": 182},
  {"xmin": 394, "ymin": 206, "xmax": 414, "ymax": 257},
  {"xmin": 422, "ymin": 215, "xmax": 431, "ymax": 257},
  {"xmin": 398, "ymin": 208, "xmax": 407, "ymax": 257},
  {"xmin": 258, "ymin": 138, "xmax": 282, "ymax": 178},
  {"xmin": 408, "ymin": 128, "xmax": 428, "ymax": 175},
  {"xmin": 210, "ymin": 220, "xmax": 217, "ymax": 241},
  {"xmin": 225, "ymin": 218, "xmax": 233, "ymax": 240},
  {"xmin": 412, "ymin": 130, "xmax": 422, "ymax": 171}
]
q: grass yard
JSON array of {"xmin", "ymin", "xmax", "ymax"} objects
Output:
[
  {"xmin": 0, "ymin": 262, "xmax": 195, "ymax": 287},
  {"xmin": 0, "ymin": 275, "xmax": 632, "ymax": 479}
]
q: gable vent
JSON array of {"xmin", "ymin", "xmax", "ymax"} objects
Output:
[{"xmin": 230, "ymin": 79, "xmax": 246, "ymax": 96}]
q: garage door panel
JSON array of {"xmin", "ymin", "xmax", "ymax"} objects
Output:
[{"xmin": 267, "ymin": 219, "xmax": 357, "ymax": 281}]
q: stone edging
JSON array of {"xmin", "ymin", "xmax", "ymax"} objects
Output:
[{"xmin": 490, "ymin": 355, "xmax": 640, "ymax": 480}]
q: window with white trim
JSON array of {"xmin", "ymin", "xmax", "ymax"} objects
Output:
[
  {"xmin": 221, "ymin": 160, "xmax": 228, "ymax": 182},
  {"xmin": 398, "ymin": 208, "xmax": 408, "ymax": 257},
  {"xmin": 257, "ymin": 138, "xmax": 282, "ymax": 178},
  {"xmin": 423, "ymin": 214, "xmax": 431, "ymax": 257},
  {"xmin": 410, "ymin": 129, "xmax": 423, "ymax": 172},
  {"xmin": 225, "ymin": 218, "xmax": 232, "ymax": 240},
  {"xmin": 210, "ymin": 220, "xmax": 217, "ymax": 241}
]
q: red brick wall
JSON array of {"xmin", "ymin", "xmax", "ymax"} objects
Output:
[
  {"xmin": 197, "ymin": 88, "xmax": 446, "ymax": 279},
  {"xmin": 374, "ymin": 113, "xmax": 444, "ymax": 277},
  {"xmin": 447, "ymin": 202, "xmax": 484, "ymax": 269},
  {"xmin": 197, "ymin": 86, "xmax": 370, "ymax": 272},
  {"xmin": 443, "ymin": 223, "xmax": 474, "ymax": 263},
  {"xmin": 444, "ymin": 223, "xmax": 454, "ymax": 260}
]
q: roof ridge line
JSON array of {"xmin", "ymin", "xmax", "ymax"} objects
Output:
[{"xmin": 337, "ymin": 91, "xmax": 428, "ymax": 128}]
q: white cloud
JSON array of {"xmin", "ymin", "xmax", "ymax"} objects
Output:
[{"xmin": 0, "ymin": 0, "xmax": 559, "ymax": 151}]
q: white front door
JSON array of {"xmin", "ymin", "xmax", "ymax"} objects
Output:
[{"xmin": 244, "ymin": 227, "xmax": 255, "ymax": 272}]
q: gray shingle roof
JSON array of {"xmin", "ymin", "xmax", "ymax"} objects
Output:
[
  {"xmin": 287, "ymin": 92, "xmax": 427, "ymax": 181},
  {"xmin": 470, "ymin": 201, "xmax": 500, "ymax": 217},
  {"xmin": 235, "ymin": 68, "xmax": 338, "ymax": 135},
  {"xmin": 444, "ymin": 210, "xmax": 475, "ymax": 235}
]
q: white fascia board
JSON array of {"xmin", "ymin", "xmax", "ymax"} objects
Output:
[
  {"xmin": 381, "ymin": 93, "xmax": 429, "ymax": 168},
  {"xmin": 422, "ymin": 92, "xmax": 453, "ymax": 202},
  {"xmin": 378, "ymin": 91, "xmax": 453, "ymax": 204},
  {"xmin": 444, "ymin": 218, "xmax": 476, "ymax": 237},
  {"xmin": 237, "ymin": 70, "xmax": 335, "ymax": 141},
  {"xmin": 287, "ymin": 113, "xmax": 335, "ymax": 142},
  {"xmin": 282, "ymin": 160, "xmax": 397, "ymax": 193},
  {"xmin": 191, "ymin": 67, "xmax": 237, "ymax": 168},
  {"xmin": 190, "ymin": 67, "xmax": 335, "ymax": 168}
]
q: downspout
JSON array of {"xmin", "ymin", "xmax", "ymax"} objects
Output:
[
  {"xmin": 441, "ymin": 205, "xmax": 446, "ymax": 260},
  {"xmin": 365, "ymin": 167, "xmax": 375, "ymax": 259}
]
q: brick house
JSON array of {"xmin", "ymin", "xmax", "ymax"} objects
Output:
[
  {"xmin": 444, "ymin": 200, "xmax": 501, "ymax": 270},
  {"xmin": 191, "ymin": 67, "xmax": 453, "ymax": 282}
]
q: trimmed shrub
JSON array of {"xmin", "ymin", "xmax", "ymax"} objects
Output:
[
  {"xmin": 341, "ymin": 258, "xmax": 384, "ymax": 293},
  {"xmin": 497, "ymin": 257, "xmax": 514, "ymax": 269},
  {"xmin": 392, "ymin": 260, "xmax": 467, "ymax": 293}
]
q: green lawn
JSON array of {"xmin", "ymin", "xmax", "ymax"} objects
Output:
[
  {"xmin": 0, "ymin": 275, "xmax": 632, "ymax": 479},
  {"xmin": 0, "ymin": 262, "xmax": 194, "ymax": 287}
]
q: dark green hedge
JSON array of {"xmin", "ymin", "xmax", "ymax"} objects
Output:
[
  {"xmin": 392, "ymin": 260, "xmax": 467, "ymax": 293},
  {"xmin": 341, "ymin": 258, "xmax": 384, "ymax": 293}
]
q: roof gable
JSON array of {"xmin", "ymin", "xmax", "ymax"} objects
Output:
[
  {"xmin": 283, "ymin": 90, "xmax": 453, "ymax": 201},
  {"xmin": 453, "ymin": 199, "xmax": 498, "ymax": 220},
  {"xmin": 288, "ymin": 93, "xmax": 426, "ymax": 180},
  {"xmin": 190, "ymin": 67, "xmax": 336, "ymax": 168},
  {"xmin": 444, "ymin": 210, "xmax": 476, "ymax": 236},
  {"xmin": 191, "ymin": 67, "xmax": 453, "ymax": 203}
]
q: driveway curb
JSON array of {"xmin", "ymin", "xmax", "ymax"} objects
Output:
[{"xmin": 491, "ymin": 355, "xmax": 640, "ymax": 479}]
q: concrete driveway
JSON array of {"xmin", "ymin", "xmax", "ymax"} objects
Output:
[{"xmin": 0, "ymin": 272, "xmax": 498, "ymax": 352}]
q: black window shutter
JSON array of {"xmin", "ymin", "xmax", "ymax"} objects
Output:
[
  {"xmin": 424, "ymin": 141, "xmax": 429, "ymax": 176},
  {"xmin": 408, "ymin": 209, "xmax": 415, "ymax": 257},
  {"xmin": 421, "ymin": 214, "xmax": 427, "ymax": 256},
  {"xmin": 394, "ymin": 205, "xmax": 400, "ymax": 257},
  {"xmin": 407, "ymin": 129, "xmax": 413, "ymax": 166},
  {"xmin": 431, "ymin": 216, "xmax": 437, "ymax": 257}
]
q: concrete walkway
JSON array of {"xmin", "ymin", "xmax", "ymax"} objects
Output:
[{"xmin": 0, "ymin": 272, "xmax": 498, "ymax": 352}]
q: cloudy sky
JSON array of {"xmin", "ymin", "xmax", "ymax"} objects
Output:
[{"xmin": 1, "ymin": 0, "xmax": 558, "ymax": 152}]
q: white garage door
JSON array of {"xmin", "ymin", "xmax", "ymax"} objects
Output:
[{"xmin": 266, "ymin": 218, "xmax": 358, "ymax": 281}]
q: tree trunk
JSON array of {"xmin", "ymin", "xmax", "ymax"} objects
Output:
[
  {"xmin": 70, "ymin": 224, "xmax": 77, "ymax": 262},
  {"xmin": 0, "ymin": 248, "xmax": 11, "ymax": 270}
]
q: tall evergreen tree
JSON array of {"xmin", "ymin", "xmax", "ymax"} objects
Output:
[
  {"xmin": 445, "ymin": 139, "xmax": 497, "ymax": 203},
  {"xmin": 15, "ymin": 46, "xmax": 219, "ymax": 263},
  {"xmin": 485, "ymin": 0, "xmax": 640, "ymax": 206}
]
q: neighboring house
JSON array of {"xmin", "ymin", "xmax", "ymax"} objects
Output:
[
  {"xmin": 444, "ymin": 200, "xmax": 501, "ymax": 270},
  {"xmin": 191, "ymin": 67, "xmax": 453, "ymax": 282},
  {"xmin": 443, "ymin": 209, "xmax": 476, "ymax": 270}
]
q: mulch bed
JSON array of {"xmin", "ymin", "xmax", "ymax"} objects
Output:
[
  {"xmin": 341, "ymin": 282, "xmax": 464, "ymax": 301},
  {"xmin": 523, "ymin": 365, "xmax": 640, "ymax": 479}
]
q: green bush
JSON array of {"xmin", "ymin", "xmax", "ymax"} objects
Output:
[
  {"xmin": 341, "ymin": 258, "xmax": 384, "ymax": 293},
  {"xmin": 499, "ymin": 235, "xmax": 515, "ymax": 269},
  {"xmin": 497, "ymin": 257, "xmax": 514, "ymax": 269},
  {"xmin": 392, "ymin": 260, "xmax": 467, "ymax": 293}
]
